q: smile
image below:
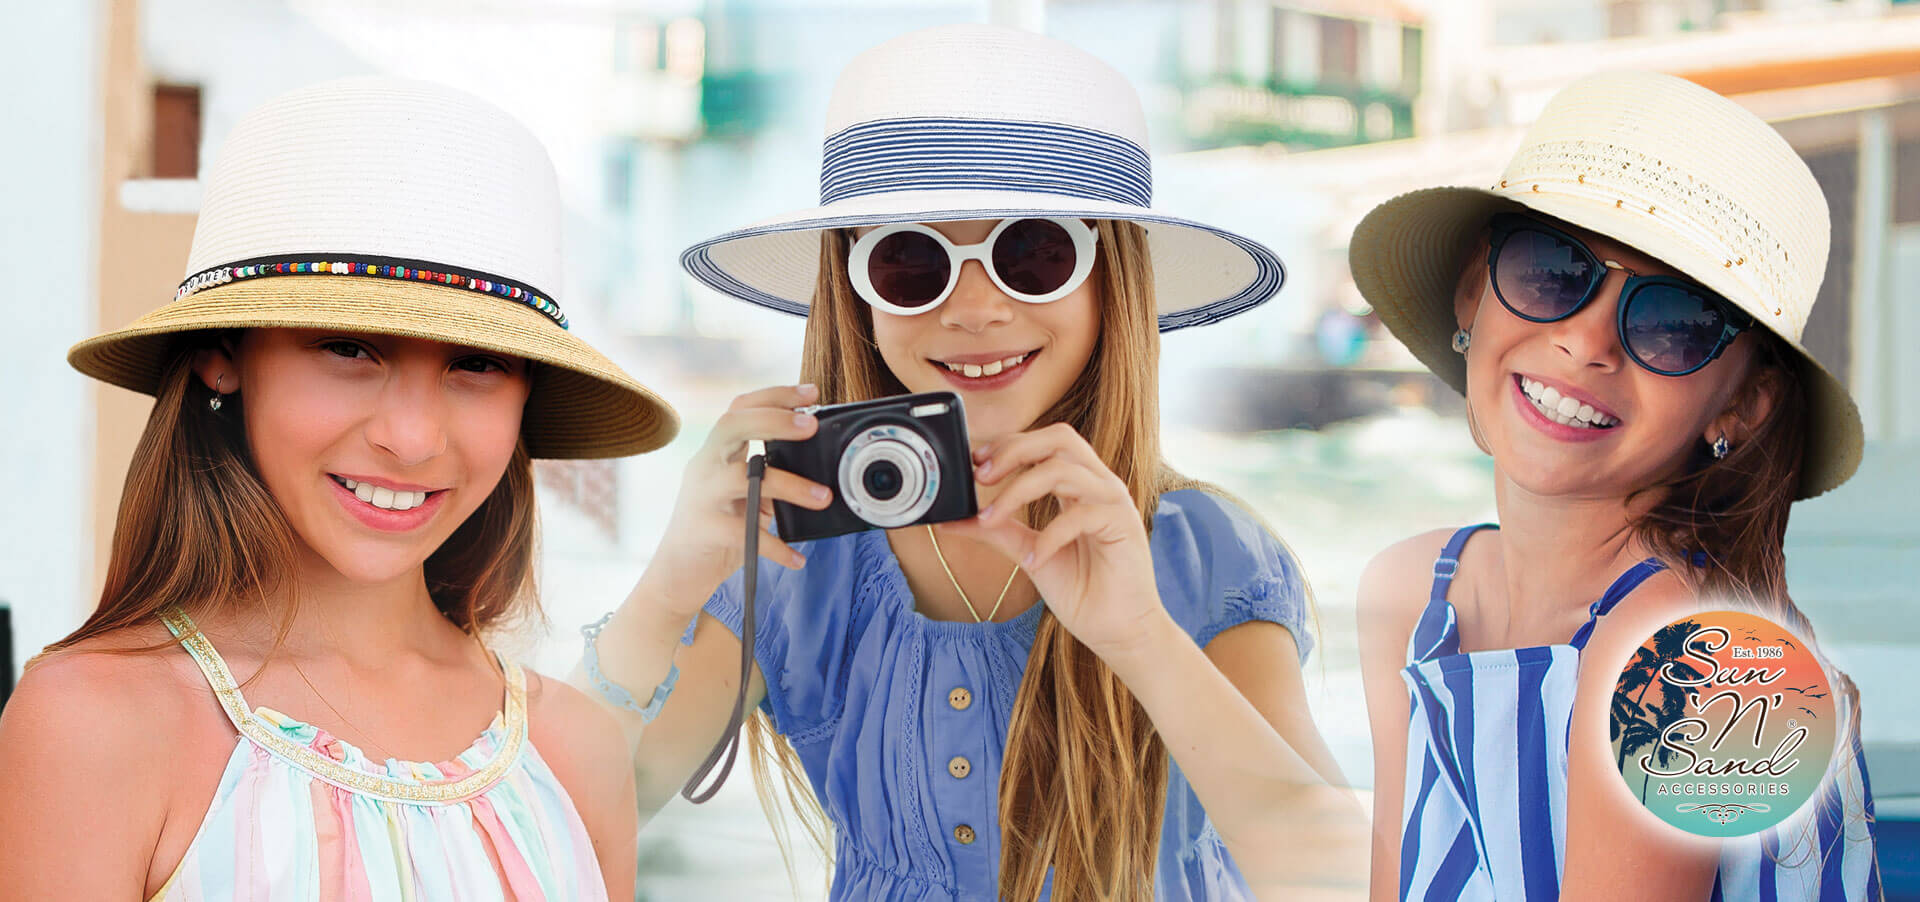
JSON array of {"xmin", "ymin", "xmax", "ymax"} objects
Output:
[
  {"xmin": 1516, "ymin": 375, "xmax": 1619, "ymax": 430},
  {"xmin": 329, "ymin": 474, "xmax": 439, "ymax": 512},
  {"xmin": 929, "ymin": 348, "xmax": 1040, "ymax": 390}
]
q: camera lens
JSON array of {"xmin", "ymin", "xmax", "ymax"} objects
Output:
[
  {"xmin": 839, "ymin": 424, "xmax": 940, "ymax": 528},
  {"xmin": 862, "ymin": 460, "xmax": 904, "ymax": 500}
]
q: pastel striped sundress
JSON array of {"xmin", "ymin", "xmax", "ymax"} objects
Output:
[
  {"xmin": 1398, "ymin": 525, "xmax": 1880, "ymax": 901},
  {"xmin": 148, "ymin": 607, "xmax": 608, "ymax": 901}
]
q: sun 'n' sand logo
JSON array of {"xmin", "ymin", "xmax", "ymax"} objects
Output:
[{"xmin": 1609, "ymin": 610, "xmax": 1835, "ymax": 837}]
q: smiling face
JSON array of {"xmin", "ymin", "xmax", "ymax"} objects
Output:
[
  {"xmin": 203, "ymin": 328, "xmax": 531, "ymax": 588},
  {"xmin": 1457, "ymin": 218, "xmax": 1766, "ymax": 501},
  {"xmin": 857, "ymin": 219, "xmax": 1102, "ymax": 444}
]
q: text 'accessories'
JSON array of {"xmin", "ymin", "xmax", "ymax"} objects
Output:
[
  {"xmin": 1349, "ymin": 70, "xmax": 1861, "ymax": 498},
  {"xmin": 851, "ymin": 217, "xmax": 1099, "ymax": 315},
  {"xmin": 680, "ymin": 24, "xmax": 1286, "ymax": 332},
  {"xmin": 67, "ymin": 76, "xmax": 678, "ymax": 459},
  {"xmin": 1488, "ymin": 214, "xmax": 1754, "ymax": 377}
]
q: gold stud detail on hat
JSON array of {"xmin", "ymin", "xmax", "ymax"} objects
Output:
[
  {"xmin": 1648, "ymin": 205, "xmax": 1657, "ymax": 214},
  {"xmin": 1500, "ymin": 179, "xmax": 1508, "ymax": 188},
  {"xmin": 1577, "ymin": 174, "xmax": 1586, "ymax": 184},
  {"xmin": 1615, "ymin": 199, "xmax": 1624, "ymax": 208},
  {"xmin": 1531, "ymin": 184, "xmax": 1540, "ymax": 192}
]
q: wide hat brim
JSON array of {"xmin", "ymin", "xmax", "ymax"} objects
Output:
[
  {"xmin": 1349, "ymin": 186, "xmax": 1863, "ymax": 500},
  {"xmin": 69, "ymin": 276, "xmax": 679, "ymax": 459},
  {"xmin": 680, "ymin": 189, "xmax": 1286, "ymax": 332}
]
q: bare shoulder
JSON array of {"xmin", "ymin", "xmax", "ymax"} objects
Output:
[
  {"xmin": 4, "ymin": 624, "xmax": 202, "ymax": 751},
  {"xmin": 1576, "ymin": 565, "xmax": 1701, "ymax": 683},
  {"xmin": 1355, "ymin": 528, "xmax": 1457, "ymax": 661},
  {"xmin": 523, "ymin": 668, "xmax": 632, "ymax": 792}
]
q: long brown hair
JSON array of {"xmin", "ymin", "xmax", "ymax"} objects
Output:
[
  {"xmin": 40, "ymin": 334, "xmax": 540, "ymax": 663},
  {"xmin": 749, "ymin": 220, "xmax": 1177, "ymax": 901}
]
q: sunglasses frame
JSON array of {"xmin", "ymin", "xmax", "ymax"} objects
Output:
[
  {"xmin": 1486, "ymin": 214, "xmax": 1755, "ymax": 377},
  {"xmin": 847, "ymin": 217, "xmax": 1100, "ymax": 316}
]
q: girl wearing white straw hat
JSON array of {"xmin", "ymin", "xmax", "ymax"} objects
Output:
[
  {"xmin": 575, "ymin": 23, "xmax": 1364, "ymax": 902},
  {"xmin": 1351, "ymin": 71, "xmax": 1879, "ymax": 899},
  {"xmin": 0, "ymin": 78, "xmax": 677, "ymax": 900}
]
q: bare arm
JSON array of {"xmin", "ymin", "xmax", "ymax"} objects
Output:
[
  {"xmin": 565, "ymin": 384, "xmax": 823, "ymax": 825},
  {"xmin": 1354, "ymin": 532, "xmax": 1453, "ymax": 902},
  {"xmin": 1560, "ymin": 572, "xmax": 1720, "ymax": 900},
  {"xmin": 0, "ymin": 653, "xmax": 172, "ymax": 899},
  {"xmin": 525, "ymin": 671, "xmax": 640, "ymax": 900},
  {"xmin": 1101, "ymin": 616, "xmax": 1368, "ymax": 900}
]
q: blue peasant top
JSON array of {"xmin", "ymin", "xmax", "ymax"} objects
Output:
[{"xmin": 684, "ymin": 488, "xmax": 1314, "ymax": 901}]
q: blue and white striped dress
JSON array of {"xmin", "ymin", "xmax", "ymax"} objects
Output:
[{"xmin": 1398, "ymin": 524, "xmax": 1881, "ymax": 901}]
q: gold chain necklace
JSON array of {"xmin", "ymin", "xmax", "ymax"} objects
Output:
[
  {"xmin": 290, "ymin": 660, "xmax": 398, "ymax": 762},
  {"xmin": 924, "ymin": 524, "xmax": 1022, "ymax": 623}
]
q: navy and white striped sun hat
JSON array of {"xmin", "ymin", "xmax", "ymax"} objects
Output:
[{"xmin": 680, "ymin": 24, "xmax": 1285, "ymax": 332}]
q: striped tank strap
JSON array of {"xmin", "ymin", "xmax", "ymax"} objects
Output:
[
  {"xmin": 1567, "ymin": 558, "xmax": 1667, "ymax": 650},
  {"xmin": 1405, "ymin": 523, "xmax": 1498, "ymax": 664}
]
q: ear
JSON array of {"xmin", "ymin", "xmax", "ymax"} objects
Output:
[
  {"xmin": 190, "ymin": 338, "xmax": 241, "ymax": 395},
  {"xmin": 1704, "ymin": 360, "xmax": 1782, "ymax": 446},
  {"xmin": 1453, "ymin": 230, "xmax": 1493, "ymax": 332}
]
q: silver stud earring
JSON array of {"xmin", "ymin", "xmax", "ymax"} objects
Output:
[
  {"xmin": 209, "ymin": 374, "xmax": 224, "ymax": 412},
  {"xmin": 1711, "ymin": 435, "xmax": 1730, "ymax": 459},
  {"xmin": 1451, "ymin": 328, "xmax": 1472, "ymax": 354}
]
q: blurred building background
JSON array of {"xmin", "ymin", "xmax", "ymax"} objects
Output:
[{"xmin": 5, "ymin": 0, "xmax": 1918, "ymax": 897}]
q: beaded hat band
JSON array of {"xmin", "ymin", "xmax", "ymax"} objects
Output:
[
  {"xmin": 69, "ymin": 76, "xmax": 679, "ymax": 459},
  {"xmin": 177, "ymin": 255, "xmax": 568, "ymax": 330}
]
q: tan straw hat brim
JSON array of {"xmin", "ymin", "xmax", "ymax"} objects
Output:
[
  {"xmin": 1350, "ymin": 186, "xmax": 1862, "ymax": 500},
  {"xmin": 68, "ymin": 276, "xmax": 678, "ymax": 459}
]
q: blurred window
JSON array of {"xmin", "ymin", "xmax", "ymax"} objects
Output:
[{"xmin": 151, "ymin": 83, "xmax": 200, "ymax": 179}]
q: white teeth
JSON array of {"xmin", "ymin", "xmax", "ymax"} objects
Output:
[
  {"xmin": 1519, "ymin": 377, "xmax": 1618, "ymax": 429},
  {"xmin": 337, "ymin": 476, "xmax": 429, "ymax": 511},
  {"xmin": 941, "ymin": 352, "xmax": 1031, "ymax": 378}
]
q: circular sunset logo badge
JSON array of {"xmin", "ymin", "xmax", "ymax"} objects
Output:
[{"xmin": 1609, "ymin": 610, "xmax": 1836, "ymax": 838}]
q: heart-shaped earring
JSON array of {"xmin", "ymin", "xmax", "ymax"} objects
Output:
[
  {"xmin": 209, "ymin": 374, "xmax": 225, "ymax": 412},
  {"xmin": 1451, "ymin": 329, "xmax": 1471, "ymax": 354}
]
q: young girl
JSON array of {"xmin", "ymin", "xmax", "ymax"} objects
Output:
[
  {"xmin": 576, "ymin": 24, "xmax": 1363, "ymax": 901},
  {"xmin": 1350, "ymin": 71, "xmax": 1879, "ymax": 900},
  {"xmin": 0, "ymin": 78, "xmax": 676, "ymax": 899}
]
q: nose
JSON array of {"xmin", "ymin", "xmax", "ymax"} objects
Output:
[
  {"xmin": 362, "ymin": 361, "xmax": 449, "ymax": 467},
  {"xmin": 938, "ymin": 258, "xmax": 1016, "ymax": 333},
  {"xmin": 1546, "ymin": 273, "xmax": 1626, "ymax": 373}
]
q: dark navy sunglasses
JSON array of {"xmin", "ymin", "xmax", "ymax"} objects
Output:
[{"xmin": 1487, "ymin": 213, "xmax": 1755, "ymax": 377}]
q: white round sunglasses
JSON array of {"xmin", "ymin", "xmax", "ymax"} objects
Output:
[{"xmin": 847, "ymin": 217, "xmax": 1100, "ymax": 315}]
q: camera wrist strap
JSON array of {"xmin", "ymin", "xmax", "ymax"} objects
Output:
[{"xmin": 680, "ymin": 452, "xmax": 765, "ymax": 803}]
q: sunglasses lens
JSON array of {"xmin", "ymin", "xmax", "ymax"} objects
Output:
[
  {"xmin": 1495, "ymin": 229, "xmax": 1596, "ymax": 321},
  {"xmin": 1623, "ymin": 283, "xmax": 1728, "ymax": 375},
  {"xmin": 991, "ymin": 219, "xmax": 1079, "ymax": 298},
  {"xmin": 867, "ymin": 230, "xmax": 951, "ymax": 309}
]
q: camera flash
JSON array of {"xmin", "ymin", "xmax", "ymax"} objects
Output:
[{"xmin": 909, "ymin": 402, "xmax": 951, "ymax": 417}]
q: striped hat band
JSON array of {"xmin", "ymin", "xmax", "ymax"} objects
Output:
[{"xmin": 819, "ymin": 117, "xmax": 1152, "ymax": 207}]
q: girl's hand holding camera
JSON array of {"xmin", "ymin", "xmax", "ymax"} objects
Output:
[
  {"xmin": 636, "ymin": 383, "xmax": 836, "ymax": 622},
  {"xmin": 946, "ymin": 422, "xmax": 1166, "ymax": 657}
]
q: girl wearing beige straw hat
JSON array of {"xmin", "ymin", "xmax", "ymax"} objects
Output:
[
  {"xmin": 574, "ymin": 23, "xmax": 1363, "ymax": 902},
  {"xmin": 1351, "ymin": 71, "xmax": 1879, "ymax": 899},
  {"xmin": 0, "ymin": 77, "xmax": 677, "ymax": 899}
]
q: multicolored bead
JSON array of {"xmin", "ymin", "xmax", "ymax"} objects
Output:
[{"xmin": 172, "ymin": 257, "xmax": 568, "ymax": 329}]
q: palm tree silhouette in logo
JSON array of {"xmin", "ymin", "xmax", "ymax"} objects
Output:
[{"xmin": 1612, "ymin": 620, "xmax": 1708, "ymax": 800}]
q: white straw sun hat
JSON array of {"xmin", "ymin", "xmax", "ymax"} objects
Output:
[
  {"xmin": 69, "ymin": 76, "xmax": 679, "ymax": 459},
  {"xmin": 1349, "ymin": 70, "xmax": 1862, "ymax": 498},
  {"xmin": 680, "ymin": 24, "xmax": 1285, "ymax": 331}
]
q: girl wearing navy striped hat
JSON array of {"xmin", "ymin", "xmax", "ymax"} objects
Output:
[
  {"xmin": 1350, "ymin": 72, "xmax": 1878, "ymax": 899},
  {"xmin": 575, "ymin": 23, "xmax": 1364, "ymax": 901}
]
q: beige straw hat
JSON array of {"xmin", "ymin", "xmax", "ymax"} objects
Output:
[
  {"xmin": 1349, "ymin": 70, "xmax": 1861, "ymax": 498},
  {"xmin": 69, "ymin": 77, "xmax": 678, "ymax": 459}
]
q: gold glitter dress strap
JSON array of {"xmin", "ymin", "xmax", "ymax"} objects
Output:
[{"xmin": 159, "ymin": 605, "xmax": 253, "ymax": 733}]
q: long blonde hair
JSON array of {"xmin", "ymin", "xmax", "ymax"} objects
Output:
[
  {"xmin": 737, "ymin": 220, "xmax": 1181, "ymax": 901},
  {"xmin": 39, "ymin": 335, "xmax": 541, "ymax": 665}
]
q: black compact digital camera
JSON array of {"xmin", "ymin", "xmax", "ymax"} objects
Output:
[{"xmin": 765, "ymin": 391, "xmax": 977, "ymax": 543}]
